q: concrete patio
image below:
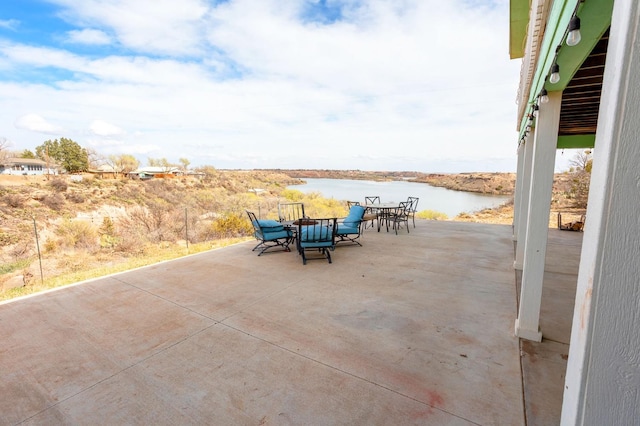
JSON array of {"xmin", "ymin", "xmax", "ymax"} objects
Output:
[{"xmin": 0, "ymin": 220, "xmax": 580, "ymax": 425}]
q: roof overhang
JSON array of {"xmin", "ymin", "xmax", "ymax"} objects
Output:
[{"xmin": 513, "ymin": 0, "xmax": 614, "ymax": 149}]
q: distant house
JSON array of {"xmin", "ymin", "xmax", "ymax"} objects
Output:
[
  {"xmin": 127, "ymin": 166, "xmax": 181, "ymax": 180},
  {"xmin": 0, "ymin": 158, "xmax": 58, "ymax": 176},
  {"xmin": 125, "ymin": 167, "xmax": 204, "ymax": 180},
  {"xmin": 89, "ymin": 164, "xmax": 120, "ymax": 179}
]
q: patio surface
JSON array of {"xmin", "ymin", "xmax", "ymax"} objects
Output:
[{"xmin": 0, "ymin": 220, "xmax": 579, "ymax": 425}]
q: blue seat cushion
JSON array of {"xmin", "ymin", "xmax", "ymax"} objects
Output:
[
  {"xmin": 337, "ymin": 224, "xmax": 359, "ymax": 235},
  {"xmin": 255, "ymin": 219, "xmax": 285, "ymax": 232},
  {"xmin": 343, "ymin": 205, "xmax": 365, "ymax": 227},
  {"xmin": 260, "ymin": 229, "xmax": 292, "ymax": 241}
]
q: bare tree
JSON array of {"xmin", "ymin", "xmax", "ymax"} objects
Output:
[
  {"xmin": 86, "ymin": 147, "xmax": 105, "ymax": 170},
  {"xmin": 0, "ymin": 137, "xmax": 11, "ymax": 162},
  {"xmin": 569, "ymin": 150, "xmax": 593, "ymax": 172},
  {"xmin": 108, "ymin": 154, "xmax": 139, "ymax": 178},
  {"xmin": 179, "ymin": 157, "xmax": 190, "ymax": 173}
]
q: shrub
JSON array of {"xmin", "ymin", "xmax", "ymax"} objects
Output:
[
  {"xmin": 4, "ymin": 194, "xmax": 24, "ymax": 208},
  {"xmin": 49, "ymin": 178, "xmax": 68, "ymax": 192},
  {"xmin": 0, "ymin": 232, "xmax": 20, "ymax": 247},
  {"xmin": 41, "ymin": 193, "xmax": 65, "ymax": 210},
  {"xmin": 55, "ymin": 219, "xmax": 99, "ymax": 250},
  {"xmin": 211, "ymin": 213, "xmax": 253, "ymax": 238},
  {"xmin": 567, "ymin": 170, "xmax": 591, "ymax": 208},
  {"xmin": 280, "ymin": 189, "xmax": 305, "ymax": 201},
  {"xmin": 417, "ymin": 210, "xmax": 448, "ymax": 220},
  {"xmin": 65, "ymin": 192, "xmax": 85, "ymax": 204}
]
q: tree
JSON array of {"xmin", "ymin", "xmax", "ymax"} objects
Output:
[
  {"xmin": 85, "ymin": 147, "xmax": 103, "ymax": 170},
  {"xmin": 35, "ymin": 138, "xmax": 89, "ymax": 173},
  {"xmin": 108, "ymin": 154, "xmax": 139, "ymax": 177},
  {"xmin": 566, "ymin": 150, "xmax": 592, "ymax": 208},
  {"xmin": 0, "ymin": 137, "xmax": 10, "ymax": 161},
  {"xmin": 20, "ymin": 149, "xmax": 36, "ymax": 159},
  {"xmin": 569, "ymin": 150, "xmax": 593, "ymax": 172},
  {"xmin": 147, "ymin": 157, "xmax": 174, "ymax": 172},
  {"xmin": 179, "ymin": 158, "xmax": 190, "ymax": 172}
]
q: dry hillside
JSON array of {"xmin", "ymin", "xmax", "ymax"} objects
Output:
[{"xmin": 1, "ymin": 170, "xmax": 588, "ymax": 297}]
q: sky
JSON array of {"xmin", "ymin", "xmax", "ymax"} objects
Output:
[{"xmin": 0, "ymin": 0, "xmax": 555, "ymax": 173}]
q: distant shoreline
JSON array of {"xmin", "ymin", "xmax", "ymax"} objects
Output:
[{"xmin": 267, "ymin": 169, "xmax": 516, "ymax": 196}]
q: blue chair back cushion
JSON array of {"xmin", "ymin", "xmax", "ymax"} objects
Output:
[
  {"xmin": 300, "ymin": 225, "xmax": 333, "ymax": 248},
  {"xmin": 343, "ymin": 205, "xmax": 365, "ymax": 227},
  {"xmin": 254, "ymin": 219, "xmax": 285, "ymax": 232}
]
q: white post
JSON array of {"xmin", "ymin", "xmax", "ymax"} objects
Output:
[
  {"xmin": 512, "ymin": 142, "xmax": 525, "ymax": 240},
  {"xmin": 515, "ymin": 91, "xmax": 560, "ymax": 341},
  {"xmin": 514, "ymin": 134, "xmax": 534, "ymax": 269},
  {"xmin": 561, "ymin": 0, "xmax": 640, "ymax": 423}
]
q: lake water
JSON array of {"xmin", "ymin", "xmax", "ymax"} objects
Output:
[{"xmin": 288, "ymin": 178, "xmax": 511, "ymax": 218}]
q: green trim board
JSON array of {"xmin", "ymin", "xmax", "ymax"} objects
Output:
[
  {"xmin": 517, "ymin": 0, "xmax": 579, "ymax": 139},
  {"xmin": 558, "ymin": 134, "xmax": 595, "ymax": 149},
  {"xmin": 510, "ymin": 0, "xmax": 530, "ymax": 59},
  {"xmin": 516, "ymin": 0, "xmax": 614, "ymax": 147}
]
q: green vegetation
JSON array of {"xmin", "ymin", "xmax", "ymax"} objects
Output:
[
  {"xmin": 35, "ymin": 137, "xmax": 89, "ymax": 173},
  {"xmin": 0, "ymin": 171, "xmax": 350, "ymax": 300},
  {"xmin": 417, "ymin": 210, "xmax": 448, "ymax": 220},
  {"xmin": 0, "ymin": 238, "xmax": 247, "ymax": 301}
]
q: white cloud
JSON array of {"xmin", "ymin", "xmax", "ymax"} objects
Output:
[
  {"xmin": 52, "ymin": 0, "xmax": 209, "ymax": 56},
  {"xmin": 66, "ymin": 29, "xmax": 111, "ymax": 45},
  {"xmin": 0, "ymin": 19, "xmax": 19, "ymax": 30},
  {"xmin": 0, "ymin": 0, "xmax": 521, "ymax": 172},
  {"xmin": 14, "ymin": 114, "xmax": 64, "ymax": 134},
  {"xmin": 89, "ymin": 119, "xmax": 124, "ymax": 136}
]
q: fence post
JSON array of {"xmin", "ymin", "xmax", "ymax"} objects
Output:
[
  {"xmin": 184, "ymin": 207, "xmax": 189, "ymax": 251},
  {"xmin": 32, "ymin": 215, "xmax": 44, "ymax": 285}
]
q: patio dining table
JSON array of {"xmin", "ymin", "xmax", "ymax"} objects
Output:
[{"xmin": 364, "ymin": 202, "xmax": 402, "ymax": 232}]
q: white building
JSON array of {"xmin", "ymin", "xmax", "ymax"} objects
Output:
[{"xmin": 510, "ymin": 0, "xmax": 639, "ymax": 423}]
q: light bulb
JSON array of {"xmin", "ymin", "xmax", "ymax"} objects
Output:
[
  {"xmin": 566, "ymin": 16, "xmax": 581, "ymax": 46},
  {"xmin": 539, "ymin": 88, "xmax": 549, "ymax": 104},
  {"xmin": 549, "ymin": 64, "xmax": 560, "ymax": 84}
]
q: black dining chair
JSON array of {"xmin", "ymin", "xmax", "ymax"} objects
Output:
[
  {"xmin": 381, "ymin": 201, "xmax": 411, "ymax": 234},
  {"xmin": 407, "ymin": 197, "xmax": 419, "ymax": 227},
  {"xmin": 363, "ymin": 196, "xmax": 380, "ymax": 230}
]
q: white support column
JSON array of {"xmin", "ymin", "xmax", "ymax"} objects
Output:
[
  {"xmin": 515, "ymin": 91, "xmax": 560, "ymax": 341},
  {"xmin": 512, "ymin": 142, "xmax": 525, "ymax": 240},
  {"xmin": 562, "ymin": 0, "xmax": 640, "ymax": 423},
  {"xmin": 514, "ymin": 134, "xmax": 534, "ymax": 269}
]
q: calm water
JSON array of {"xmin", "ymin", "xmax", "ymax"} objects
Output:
[{"xmin": 288, "ymin": 178, "xmax": 511, "ymax": 218}]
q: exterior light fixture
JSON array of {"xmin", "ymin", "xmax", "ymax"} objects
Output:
[
  {"xmin": 566, "ymin": 16, "xmax": 582, "ymax": 46},
  {"xmin": 549, "ymin": 63, "xmax": 561, "ymax": 84},
  {"xmin": 539, "ymin": 88, "xmax": 549, "ymax": 104}
]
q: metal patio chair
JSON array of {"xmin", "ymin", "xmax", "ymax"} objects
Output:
[
  {"xmin": 407, "ymin": 196, "xmax": 419, "ymax": 227},
  {"xmin": 363, "ymin": 196, "xmax": 380, "ymax": 229},
  {"xmin": 297, "ymin": 218, "xmax": 337, "ymax": 264},
  {"xmin": 278, "ymin": 202, "xmax": 306, "ymax": 223},
  {"xmin": 336, "ymin": 205, "xmax": 366, "ymax": 246},
  {"xmin": 246, "ymin": 210, "xmax": 293, "ymax": 256},
  {"xmin": 380, "ymin": 201, "xmax": 411, "ymax": 234}
]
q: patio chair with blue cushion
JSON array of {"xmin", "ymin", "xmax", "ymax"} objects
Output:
[
  {"xmin": 336, "ymin": 205, "xmax": 366, "ymax": 246},
  {"xmin": 297, "ymin": 218, "xmax": 337, "ymax": 264},
  {"xmin": 246, "ymin": 210, "xmax": 294, "ymax": 256},
  {"xmin": 278, "ymin": 202, "xmax": 306, "ymax": 223}
]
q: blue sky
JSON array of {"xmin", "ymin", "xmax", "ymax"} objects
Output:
[{"xmin": 0, "ymin": 0, "xmax": 548, "ymax": 172}]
